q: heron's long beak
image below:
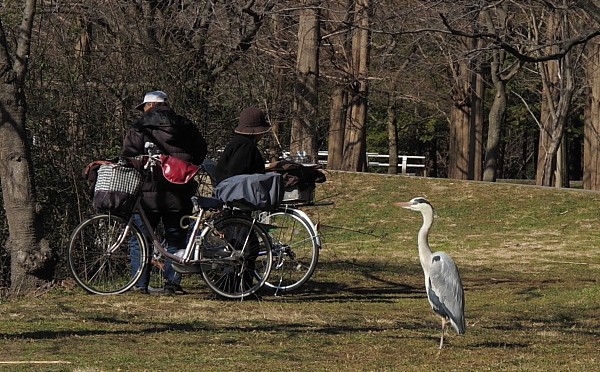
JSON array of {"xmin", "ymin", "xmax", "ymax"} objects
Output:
[{"xmin": 393, "ymin": 201, "xmax": 411, "ymax": 209}]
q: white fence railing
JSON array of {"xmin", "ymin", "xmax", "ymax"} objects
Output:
[
  {"xmin": 283, "ymin": 151, "xmax": 426, "ymax": 175},
  {"xmin": 363, "ymin": 152, "xmax": 425, "ymax": 175}
]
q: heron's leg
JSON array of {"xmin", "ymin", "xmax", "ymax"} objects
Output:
[{"xmin": 439, "ymin": 317, "xmax": 447, "ymax": 349}]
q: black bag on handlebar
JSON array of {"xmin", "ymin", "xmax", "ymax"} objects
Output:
[{"xmin": 91, "ymin": 159, "xmax": 143, "ymax": 214}]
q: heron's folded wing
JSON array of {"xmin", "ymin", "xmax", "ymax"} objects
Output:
[{"xmin": 428, "ymin": 252, "xmax": 465, "ymax": 334}]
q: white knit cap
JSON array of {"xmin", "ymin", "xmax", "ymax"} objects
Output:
[{"xmin": 136, "ymin": 90, "xmax": 168, "ymax": 110}]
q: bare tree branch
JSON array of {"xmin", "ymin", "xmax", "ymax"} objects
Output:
[
  {"xmin": 574, "ymin": 0, "xmax": 600, "ymax": 23},
  {"xmin": 439, "ymin": 12, "xmax": 600, "ymax": 63}
]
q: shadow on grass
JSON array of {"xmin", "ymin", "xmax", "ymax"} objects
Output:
[
  {"xmin": 271, "ymin": 280, "xmax": 423, "ymax": 303},
  {"xmin": 9, "ymin": 315, "xmax": 596, "ymax": 349},
  {"xmin": 262, "ymin": 260, "xmax": 425, "ymax": 303},
  {"xmin": 0, "ymin": 318, "xmax": 433, "ymax": 341}
]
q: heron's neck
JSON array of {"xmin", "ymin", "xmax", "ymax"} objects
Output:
[{"xmin": 417, "ymin": 209, "xmax": 434, "ymax": 272}]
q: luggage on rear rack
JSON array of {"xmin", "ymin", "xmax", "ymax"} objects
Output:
[{"xmin": 267, "ymin": 160, "xmax": 326, "ymax": 204}]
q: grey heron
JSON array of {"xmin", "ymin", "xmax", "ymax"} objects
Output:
[{"xmin": 395, "ymin": 197, "xmax": 465, "ymax": 349}]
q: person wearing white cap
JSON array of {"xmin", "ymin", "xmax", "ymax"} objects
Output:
[
  {"xmin": 122, "ymin": 90, "xmax": 208, "ymax": 295},
  {"xmin": 135, "ymin": 90, "xmax": 168, "ymax": 111}
]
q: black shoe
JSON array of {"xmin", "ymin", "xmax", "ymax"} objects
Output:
[
  {"xmin": 163, "ymin": 282, "xmax": 186, "ymax": 295},
  {"xmin": 132, "ymin": 286, "xmax": 149, "ymax": 294}
]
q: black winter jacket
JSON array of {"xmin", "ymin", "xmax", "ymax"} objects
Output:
[
  {"xmin": 121, "ymin": 106, "xmax": 207, "ymax": 212},
  {"xmin": 214, "ymin": 134, "xmax": 266, "ymax": 185}
]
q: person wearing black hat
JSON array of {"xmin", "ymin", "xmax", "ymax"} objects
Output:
[
  {"xmin": 122, "ymin": 90, "xmax": 208, "ymax": 294},
  {"xmin": 212, "ymin": 106, "xmax": 272, "ymax": 292},
  {"xmin": 213, "ymin": 106, "xmax": 271, "ymax": 185}
]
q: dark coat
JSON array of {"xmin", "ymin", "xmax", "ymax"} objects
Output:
[
  {"xmin": 121, "ymin": 106, "xmax": 207, "ymax": 212},
  {"xmin": 214, "ymin": 134, "xmax": 265, "ymax": 185}
]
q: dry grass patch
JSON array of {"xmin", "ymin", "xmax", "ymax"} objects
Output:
[{"xmin": 0, "ymin": 172, "xmax": 598, "ymax": 371}]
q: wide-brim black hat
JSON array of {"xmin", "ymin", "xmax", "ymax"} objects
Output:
[{"xmin": 234, "ymin": 106, "xmax": 271, "ymax": 135}]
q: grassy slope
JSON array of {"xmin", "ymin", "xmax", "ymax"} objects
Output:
[{"xmin": 0, "ymin": 171, "xmax": 598, "ymax": 371}]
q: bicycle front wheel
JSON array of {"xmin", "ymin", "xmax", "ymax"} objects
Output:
[
  {"xmin": 200, "ymin": 215, "xmax": 272, "ymax": 300},
  {"xmin": 259, "ymin": 208, "xmax": 320, "ymax": 293},
  {"xmin": 68, "ymin": 214, "xmax": 148, "ymax": 295}
]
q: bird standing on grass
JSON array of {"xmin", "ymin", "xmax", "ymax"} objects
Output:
[{"xmin": 394, "ymin": 197, "xmax": 465, "ymax": 349}]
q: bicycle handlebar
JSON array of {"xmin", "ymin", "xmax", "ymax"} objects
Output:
[
  {"xmin": 141, "ymin": 141, "xmax": 207, "ymax": 176},
  {"xmin": 143, "ymin": 142, "xmax": 162, "ymax": 170}
]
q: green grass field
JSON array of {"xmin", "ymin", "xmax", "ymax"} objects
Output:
[{"xmin": 0, "ymin": 171, "xmax": 598, "ymax": 371}]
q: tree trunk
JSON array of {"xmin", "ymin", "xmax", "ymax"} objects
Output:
[
  {"xmin": 342, "ymin": 0, "xmax": 370, "ymax": 172},
  {"xmin": 327, "ymin": 85, "xmax": 347, "ymax": 170},
  {"xmin": 483, "ymin": 51, "xmax": 521, "ymax": 181},
  {"xmin": 536, "ymin": 56, "xmax": 559, "ymax": 185},
  {"xmin": 481, "ymin": 6, "xmax": 522, "ymax": 182},
  {"xmin": 387, "ymin": 101, "xmax": 398, "ymax": 174},
  {"xmin": 0, "ymin": 1, "xmax": 54, "ymax": 297},
  {"xmin": 471, "ymin": 56, "xmax": 484, "ymax": 181},
  {"xmin": 323, "ymin": 2, "xmax": 351, "ymax": 171},
  {"xmin": 556, "ymin": 135, "xmax": 569, "ymax": 188},
  {"xmin": 447, "ymin": 38, "xmax": 474, "ymax": 180},
  {"xmin": 535, "ymin": 9, "xmax": 575, "ymax": 187},
  {"xmin": 583, "ymin": 40, "xmax": 600, "ymax": 190},
  {"xmin": 484, "ymin": 70, "xmax": 506, "ymax": 182},
  {"xmin": 448, "ymin": 101, "xmax": 471, "ymax": 180},
  {"xmin": 291, "ymin": 0, "xmax": 320, "ymax": 163}
]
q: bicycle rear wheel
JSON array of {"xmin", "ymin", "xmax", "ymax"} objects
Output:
[
  {"xmin": 259, "ymin": 208, "xmax": 320, "ymax": 293},
  {"xmin": 68, "ymin": 214, "xmax": 148, "ymax": 295},
  {"xmin": 200, "ymin": 215, "xmax": 272, "ymax": 300}
]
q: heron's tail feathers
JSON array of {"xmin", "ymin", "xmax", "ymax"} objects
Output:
[{"xmin": 450, "ymin": 316, "xmax": 466, "ymax": 335}]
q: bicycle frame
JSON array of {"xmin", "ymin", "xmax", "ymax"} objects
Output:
[
  {"xmin": 124, "ymin": 151, "xmax": 257, "ymax": 267},
  {"xmin": 127, "ymin": 197, "xmax": 203, "ymax": 265}
]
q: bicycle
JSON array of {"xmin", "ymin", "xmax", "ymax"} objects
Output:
[
  {"xmin": 68, "ymin": 143, "xmax": 273, "ymax": 299},
  {"xmin": 200, "ymin": 162, "xmax": 330, "ymax": 294}
]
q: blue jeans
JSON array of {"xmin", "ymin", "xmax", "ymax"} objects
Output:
[{"xmin": 129, "ymin": 211, "xmax": 188, "ymax": 288}]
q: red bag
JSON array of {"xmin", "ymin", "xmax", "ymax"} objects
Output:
[{"xmin": 160, "ymin": 154, "xmax": 200, "ymax": 184}]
